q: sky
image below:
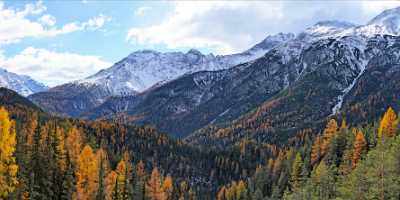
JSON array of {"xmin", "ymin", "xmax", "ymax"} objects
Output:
[{"xmin": 1, "ymin": 0, "xmax": 400, "ymax": 87}]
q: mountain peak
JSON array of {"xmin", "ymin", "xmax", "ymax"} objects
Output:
[
  {"xmin": 186, "ymin": 48, "xmax": 203, "ymax": 55},
  {"xmin": 314, "ymin": 20, "xmax": 356, "ymax": 28},
  {"xmin": 304, "ymin": 20, "xmax": 356, "ymax": 37},
  {"xmin": 0, "ymin": 68, "xmax": 48, "ymax": 96},
  {"xmin": 368, "ymin": 6, "xmax": 400, "ymax": 25}
]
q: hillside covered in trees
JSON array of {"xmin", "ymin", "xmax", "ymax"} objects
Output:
[{"xmin": 1, "ymin": 86, "xmax": 400, "ymax": 200}]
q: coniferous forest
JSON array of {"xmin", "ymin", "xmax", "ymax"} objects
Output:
[{"xmin": 0, "ymin": 88, "xmax": 400, "ymax": 200}]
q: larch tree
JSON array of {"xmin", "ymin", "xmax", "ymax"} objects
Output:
[
  {"xmin": 146, "ymin": 167, "xmax": 165, "ymax": 200},
  {"xmin": 217, "ymin": 186, "xmax": 227, "ymax": 200},
  {"xmin": 55, "ymin": 127, "xmax": 67, "ymax": 173},
  {"xmin": 378, "ymin": 107, "xmax": 398, "ymax": 139},
  {"xmin": 311, "ymin": 136, "xmax": 322, "ymax": 166},
  {"xmin": 113, "ymin": 159, "xmax": 129, "ymax": 200},
  {"xmin": 352, "ymin": 130, "xmax": 367, "ymax": 169},
  {"xmin": 321, "ymin": 119, "xmax": 338, "ymax": 156},
  {"xmin": 0, "ymin": 107, "xmax": 18, "ymax": 199},
  {"xmin": 66, "ymin": 126, "xmax": 83, "ymax": 166},
  {"xmin": 76, "ymin": 145, "xmax": 99, "ymax": 200},
  {"xmin": 105, "ymin": 170, "xmax": 117, "ymax": 200},
  {"xmin": 163, "ymin": 175, "xmax": 173, "ymax": 200}
]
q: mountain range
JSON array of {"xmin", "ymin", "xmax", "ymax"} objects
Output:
[{"xmin": 1, "ymin": 6, "xmax": 396, "ymax": 144}]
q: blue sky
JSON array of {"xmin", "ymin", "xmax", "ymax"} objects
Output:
[{"xmin": 1, "ymin": 1, "xmax": 400, "ymax": 86}]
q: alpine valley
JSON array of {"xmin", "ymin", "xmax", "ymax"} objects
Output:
[{"xmin": 1, "ymin": 5, "xmax": 400, "ymax": 200}]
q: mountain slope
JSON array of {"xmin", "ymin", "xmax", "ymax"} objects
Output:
[
  {"xmin": 84, "ymin": 35, "xmax": 366, "ymax": 139},
  {"xmin": 0, "ymin": 68, "xmax": 47, "ymax": 96},
  {"xmin": 29, "ymin": 33, "xmax": 294, "ymax": 117}
]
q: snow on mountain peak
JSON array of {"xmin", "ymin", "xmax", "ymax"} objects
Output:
[
  {"xmin": 0, "ymin": 68, "xmax": 48, "ymax": 96},
  {"xmin": 78, "ymin": 32, "xmax": 294, "ymax": 95},
  {"xmin": 304, "ymin": 20, "xmax": 357, "ymax": 37},
  {"xmin": 368, "ymin": 7, "xmax": 400, "ymax": 25},
  {"xmin": 361, "ymin": 6, "xmax": 400, "ymax": 36}
]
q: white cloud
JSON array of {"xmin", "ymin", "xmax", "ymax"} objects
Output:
[
  {"xmin": 83, "ymin": 14, "xmax": 111, "ymax": 30},
  {"xmin": 0, "ymin": 1, "xmax": 111, "ymax": 45},
  {"xmin": 0, "ymin": 47, "xmax": 112, "ymax": 86},
  {"xmin": 134, "ymin": 6, "xmax": 152, "ymax": 16},
  {"xmin": 39, "ymin": 14, "xmax": 56, "ymax": 26},
  {"xmin": 126, "ymin": 1, "xmax": 400, "ymax": 54}
]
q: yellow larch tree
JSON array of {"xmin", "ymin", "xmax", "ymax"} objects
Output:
[
  {"xmin": 0, "ymin": 107, "xmax": 18, "ymax": 199},
  {"xmin": 321, "ymin": 119, "xmax": 338, "ymax": 155},
  {"xmin": 55, "ymin": 127, "xmax": 67, "ymax": 172},
  {"xmin": 76, "ymin": 145, "xmax": 99, "ymax": 200},
  {"xmin": 66, "ymin": 126, "xmax": 83, "ymax": 166},
  {"xmin": 163, "ymin": 175, "xmax": 173, "ymax": 200},
  {"xmin": 105, "ymin": 170, "xmax": 117, "ymax": 200},
  {"xmin": 146, "ymin": 167, "xmax": 165, "ymax": 200},
  {"xmin": 352, "ymin": 130, "xmax": 367, "ymax": 169},
  {"xmin": 378, "ymin": 107, "xmax": 398, "ymax": 138}
]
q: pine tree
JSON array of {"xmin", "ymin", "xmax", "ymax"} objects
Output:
[
  {"xmin": 378, "ymin": 107, "xmax": 398, "ymax": 138},
  {"xmin": 0, "ymin": 107, "xmax": 18, "ymax": 199},
  {"xmin": 61, "ymin": 153, "xmax": 76, "ymax": 200},
  {"xmin": 96, "ymin": 149, "xmax": 109, "ymax": 200},
  {"xmin": 290, "ymin": 153, "xmax": 303, "ymax": 190},
  {"xmin": 352, "ymin": 130, "xmax": 367, "ymax": 169},
  {"xmin": 133, "ymin": 161, "xmax": 145, "ymax": 200},
  {"xmin": 310, "ymin": 162, "xmax": 335, "ymax": 199}
]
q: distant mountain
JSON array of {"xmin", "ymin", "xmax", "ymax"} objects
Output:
[
  {"xmin": 29, "ymin": 33, "xmax": 294, "ymax": 117},
  {"xmin": 0, "ymin": 68, "xmax": 47, "ymax": 96}
]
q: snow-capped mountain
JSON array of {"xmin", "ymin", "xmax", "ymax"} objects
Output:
[
  {"xmin": 31, "ymin": 7, "xmax": 400, "ymax": 138},
  {"xmin": 0, "ymin": 68, "xmax": 47, "ymax": 96},
  {"xmin": 82, "ymin": 7, "xmax": 400, "ymax": 139},
  {"xmin": 79, "ymin": 32, "xmax": 295, "ymax": 95},
  {"xmin": 29, "ymin": 33, "xmax": 294, "ymax": 117}
]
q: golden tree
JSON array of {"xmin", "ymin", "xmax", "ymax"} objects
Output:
[
  {"xmin": 378, "ymin": 107, "xmax": 398, "ymax": 138},
  {"xmin": 352, "ymin": 130, "xmax": 367, "ymax": 169},
  {"xmin": 76, "ymin": 145, "xmax": 99, "ymax": 200},
  {"xmin": 0, "ymin": 107, "xmax": 18, "ymax": 199},
  {"xmin": 311, "ymin": 135, "xmax": 322, "ymax": 166},
  {"xmin": 321, "ymin": 119, "xmax": 338, "ymax": 155},
  {"xmin": 105, "ymin": 171, "xmax": 117, "ymax": 200},
  {"xmin": 146, "ymin": 167, "xmax": 165, "ymax": 200},
  {"xmin": 163, "ymin": 175, "xmax": 173, "ymax": 200},
  {"xmin": 66, "ymin": 126, "xmax": 83, "ymax": 166},
  {"xmin": 55, "ymin": 127, "xmax": 67, "ymax": 172}
]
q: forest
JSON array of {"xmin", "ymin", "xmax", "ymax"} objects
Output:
[{"xmin": 0, "ymin": 87, "xmax": 399, "ymax": 200}]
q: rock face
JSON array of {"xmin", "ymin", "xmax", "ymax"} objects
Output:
[
  {"xmin": 29, "ymin": 33, "xmax": 294, "ymax": 117},
  {"xmin": 0, "ymin": 68, "xmax": 47, "ymax": 96}
]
